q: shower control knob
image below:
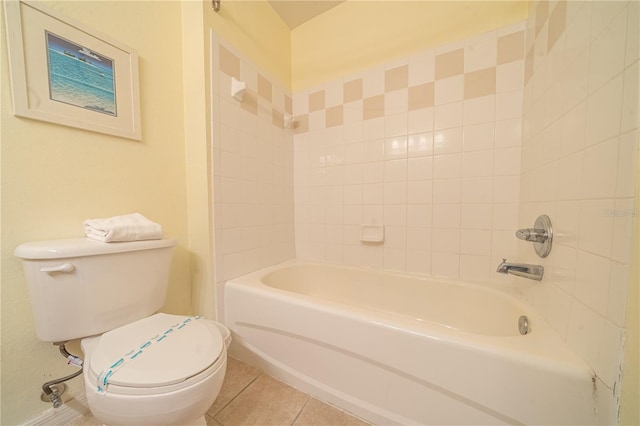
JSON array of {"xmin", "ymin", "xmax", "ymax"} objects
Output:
[
  {"xmin": 515, "ymin": 215, "xmax": 553, "ymax": 258},
  {"xmin": 515, "ymin": 228, "xmax": 548, "ymax": 243}
]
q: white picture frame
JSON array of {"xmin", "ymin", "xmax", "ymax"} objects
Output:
[{"xmin": 3, "ymin": 0, "xmax": 142, "ymax": 140}]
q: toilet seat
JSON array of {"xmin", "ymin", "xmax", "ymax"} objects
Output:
[{"xmin": 87, "ymin": 313, "xmax": 224, "ymax": 395}]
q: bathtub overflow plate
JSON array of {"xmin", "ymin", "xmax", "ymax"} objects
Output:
[{"xmin": 518, "ymin": 315, "xmax": 529, "ymax": 335}]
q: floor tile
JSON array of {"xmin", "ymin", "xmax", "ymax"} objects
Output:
[
  {"xmin": 67, "ymin": 413, "xmax": 102, "ymax": 426},
  {"xmin": 207, "ymin": 356, "xmax": 261, "ymax": 417},
  {"xmin": 205, "ymin": 414, "xmax": 224, "ymax": 426},
  {"xmin": 293, "ymin": 399, "xmax": 371, "ymax": 426},
  {"xmin": 214, "ymin": 374, "xmax": 310, "ymax": 426}
]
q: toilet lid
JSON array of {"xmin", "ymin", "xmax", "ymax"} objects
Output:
[{"xmin": 89, "ymin": 313, "xmax": 223, "ymax": 389}]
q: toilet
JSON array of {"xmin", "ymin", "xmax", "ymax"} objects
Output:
[{"xmin": 14, "ymin": 238, "xmax": 228, "ymax": 425}]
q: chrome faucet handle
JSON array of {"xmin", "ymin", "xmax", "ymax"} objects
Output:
[
  {"xmin": 515, "ymin": 228, "xmax": 548, "ymax": 243},
  {"xmin": 515, "ymin": 215, "xmax": 553, "ymax": 258}
]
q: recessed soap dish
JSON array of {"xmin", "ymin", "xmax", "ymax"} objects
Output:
[{"xmin": 360, "ymin": 225, "xmax": 384, "ymax": 243}]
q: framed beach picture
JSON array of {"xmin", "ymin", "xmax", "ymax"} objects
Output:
[{"xmin": 3, "ymin": 0, "xmax": 141, "ymax": 140}]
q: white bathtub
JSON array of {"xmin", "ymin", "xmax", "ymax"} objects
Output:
[{"xmin": 225, "ymin": 260, "xmax": 597, "ymax": 425}]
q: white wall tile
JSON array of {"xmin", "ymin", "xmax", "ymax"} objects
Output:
[
  {"xmin": 363, "ymin": 65, "xmax": 385, "ymax": 97},
  {"xmin": 384, "ymin": 226, "xmax": 406, "ymax": 249},
  {"xmin": 433, "ymin": 180, "xmax": 461, "ymax": 204},
  {"xmin": 464, "ymin": 31, "xmax": 497, "ymax": 72},
  {"xmin": 435, "ymin": 101, "xmax": 464, "ymax": 130},
  {"xmin": 385, "ymin": 92, "xmax": 409, "ymax": 116},
  {"xmin": 491, "ymin": 229, "xmax": 518, "ymax": 257},
  {"xmin": 461, "ymin": 204, "xmax": 493, "ymax": 229},
  {"xmin": 459, "ymin": 254, "xmax": 491, "ymax": 282},
  {"xmin": 493, "ymin": 175, "xmax": 520, "ymax": 203},
  {"xmin": 497, "ymin": 61, "xmax": 525, "ymax": 93},
  {"xmin": 409, "ymin": 49, "xmax": 435, "ymax": 86},
  {"xmin": 363, "ymin": 183, "xmax": 383, "ymax": 205},
  {"xmin": 433, "ymin": 153, "xmax": 462, "ymax": 179},
  {"xmin": 495, "ymin": 91, "xmax": 523, "ymax": 120},
  {"xmin": 363, "ymin": 139, "xmax": 385, "ymax": 163},
  {"xmin": 595, "ymin": 321, "xmax": 624, "ymax": 388},
  {"xmin": 362, "ymin": 244, "xmax": 384, "ymax": 268},
  {"xmin": 546, "ymin": 284, "xmax": 573, "ymax": 339},
  {"xmin": 384, "ymin": 137, "xmax": 408, "ymax": 159},
  {"xmin": 611, "ymin": 198, "xmax": 636, "ymax": 264},
  {"xmin": 434, "ymin": 128, "xmax": 463, "ymax": 154},
  {"xmin": 406, "ymin": 227, "xmax": 431, "ymax": 250},
  {"xmin": 518, "ymin": 2, "xmax": 636, "ymax": 399},
  {"xmin": 406, "ymin": 250, "xmax": 432, "ymax": 274},
  {"xmin": 625, "ymin": 0, "xmax": 639, "ymax": 67},
  {"xmin": 574, "ymin": 251, "xmax": 611, "ymax": 316},
  {"xmin": 383, "ymin": 204, "xmax": 407, "ymax": 226},
  {"xmin": 463, "ymin": 123, "xmax": 495, "ymax": 151},
  {"xmin": 567, "ymin": 301, "xmax": 605, "ymax": 371},
  {"xmin": 621, "ymin": 62, "xmax": 640, "ymax": 134},
  {"xmin": 495, "ymin": 118, "xmax": 522, "ymax": 148},
  {"xmin": 408, "ymin": 132, "xmax": 434, "ymax": 157},
  {"xmin": 463, "ymin": 95, "xmax": 496, "ymax": 125},
  {"xmin": 578, "ymin": 199, "xmax": 615, "ymax": 258},
  {"xmin": 407, "ymin": 204, "xmax": 432, "ymax": 228},
  {"xmin": 616, "ymin": 130, "xmax": 638, "ymax": 197},
  {"xmin": 492, "ymin": 203, "xmax": 519, "ymax": 231},
  {"xmin": 431, "ymin": 252, "xmax": 460, "ymax": 278},
  {"xmin": 585, "ymin": 74, "xmax": 624, "ymax": 146},
  {"xmin": 590, "ymin": 1, "xmax": 627, "ymax": 42},
  {"xmin": 462, "ymin": 150, "xmax": 494, "ymax": 177},
  {"xmin": 460, "ymin": 229, "xmax": 492, "ymax": 255},
  {"xmin": 587, "ymin": 7, "xmax": 627, "ymax": 94},
  {"xmin": 557, "ymin": 152, "xmax": 584, "ymax": 200},
  {"xmin": 363, "ymin": 117, "xmax": 385, "ymax": 140},
  {"xmin": 384, "ymin": 159, "xmax": 407, "ymax": 182},
  {"xmin": 493, "ymin": 147, "xmax": 521, "ymax": 176},
  {"xmin": 608, "ymin": 262, "xmax": 631, "ymax": 327},
  {"xmin": 383, "ymin": 182, "xmax": 407, "ymax": 204},
  {"xmin": 435, "ymin": 76, "xmax": 464, "ymax": 105},
  {"xmin": 581, "ymin": 137, "xmax": 619, "ymax": 199},
  {"xmin": 407, "ymin": 180, "xmax": 433, "ymax": 204},
  {"xmin": 433, "ymin": 204, "xmax": 461, "ymax": 229},
  {"xmin": 461, "ymin": 177, "xmax": 493, "ymax": 203},
  {"xmin": 384, "ymin": 248, "xmax": 406, "ymax": 271},
  {"xmin": 408, "ymin": 108, "xmax": 434, "ymax": 135},
  {"xmin": 407, "ymin": 157, "xmax": 433, "ymax": 181}
]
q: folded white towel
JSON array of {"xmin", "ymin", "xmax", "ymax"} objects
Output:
[{"xmin": 83, "ymin": 213, "xmax": 163, "ymax": 243}]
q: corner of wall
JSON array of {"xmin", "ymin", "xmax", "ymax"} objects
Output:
[
  {"xmin": 182, "ymin": 0, "xmax": 215, "ymax": 318},
  {"xmin": 620, "ymin": 136, "xmax": 640, "ymax": 425}
]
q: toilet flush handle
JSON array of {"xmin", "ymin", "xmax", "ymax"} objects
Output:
[{"xmin": 41, "ymin": 263, "xmax": 75, "ymax": 273}]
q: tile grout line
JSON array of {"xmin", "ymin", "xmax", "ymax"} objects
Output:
[
  {"xmin": 211, "ymin": 369, "xmax": 263, "ymax": 422},
  {"xmin": 289, "ymin": 394, "xmax": 313, "ymax": 425}
]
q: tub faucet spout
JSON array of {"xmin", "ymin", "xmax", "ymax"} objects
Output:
[{"xmin": 496, "ymin": 259, "xmax": 544, "ymax": 281}]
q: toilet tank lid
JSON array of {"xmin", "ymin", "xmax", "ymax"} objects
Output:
[{"xmin": 14, "ymin": 238, "xmax": 176, "ymax": 260}]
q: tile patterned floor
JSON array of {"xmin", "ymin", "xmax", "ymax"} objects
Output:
[{"xmin": 70, "ymin": 356, "xmax": 370, "ymax": 426}]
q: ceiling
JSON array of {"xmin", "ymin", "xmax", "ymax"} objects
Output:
[{"xmin": 268, "ymin": 0, "xmax": 345, "ymax": 29}]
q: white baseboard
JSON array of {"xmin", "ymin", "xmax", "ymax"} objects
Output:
[{"xmin": 24, "ymin": 394, "xmax": 90, "ymax": 426}]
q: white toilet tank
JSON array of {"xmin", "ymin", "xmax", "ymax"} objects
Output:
[{"xmin": 14, "ymin": 238, "xmax": 176, "ymax": 342}]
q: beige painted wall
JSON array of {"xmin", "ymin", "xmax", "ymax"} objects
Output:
[
  {"xmin": 291, "ymin": 0, "xmax": 529, "ymax": 91},
  {"xmin": 1, "ymin": 1, "xmax": 190, "ymax": 423},
  {"xmin": 203, "ymin": 0, "xmax": 292, "ymax": 90},
  {"xmin": 621, "ymin": 142, "xmax": 639, "ymax": 425}
]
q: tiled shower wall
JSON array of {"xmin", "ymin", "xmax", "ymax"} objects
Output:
[
  {"xmin": 518, "ymin": 0, "xmax": 639, "ymax": 413},
  {"xmin": 211, "ymin": 36, "xmax": 296, "ymax": 303},
  {"xmin": 293, "ymin": 23, "xmax": 526, "ymax": 283}
]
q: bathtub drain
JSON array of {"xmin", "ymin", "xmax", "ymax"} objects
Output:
[{"xmin": 518, "ymin": 315, "xmax": 529, "ymax": 335}]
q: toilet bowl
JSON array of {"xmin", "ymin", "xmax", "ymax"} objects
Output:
[
  {"xmin": 81, "ymin": 313, "xmax": 227, "ymax": 425},
  {"xmin": 14, "ymin": 237, "xmax": 229, "ymax": 425}
]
